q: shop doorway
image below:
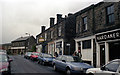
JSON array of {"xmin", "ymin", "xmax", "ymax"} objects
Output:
[
  {"xmin": 109, "ymin": 41, "xmax": 120, "ymax": 61},
  {"xmin": 100, "ymin": 44, "xmax": 105, "ymax": 66}
]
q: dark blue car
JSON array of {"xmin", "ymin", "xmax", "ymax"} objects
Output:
[
  {"xmin": 37, "ymin": 53, "xmax": 54, "ymax": 65},
  {"xmin": 52, "ymin": 55, "xmax": 93, "ymax": 75}
]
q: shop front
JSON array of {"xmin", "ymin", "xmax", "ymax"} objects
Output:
[
  {"xmin": 10, "ymin": 46, "xmax": 25, "ymax": 54},
  {"xmin": 75, "ymin": 36, "xmax": 95, "ymax": 66},
  {"xmin": 48, "ymin": 42, "xmax": 55, "ymax": 56},
  {"xmin": 55, "ymin": 39, "xmax": 64, "ymax": 55},
  {"xmin": 96, "ymin": 29, "xmax": 120, "ymax": 67},
  {"xmin": 36, "ymin": 45, "xmax": 42, "ymax": 53}
]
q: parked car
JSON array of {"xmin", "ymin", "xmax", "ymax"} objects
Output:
[
  {"xmin": 37, "ymin": 53, "xmax": 54, "ymax": 65},
  {"xmin": 30, "ymin": 52, "xmax": 40, "ymax": 61},
  {"xmin": 24, "ymin": 52, "xmax": 32, "ymax": 59},
  {"xmin": 0, "ymin": 52, "xmax": 13, "ymax": 74},
  {"xmin": 86, "ymin": 59, "xmax": 120, "ymax": 75},
  {"xmin": 52, "ymin": 55, "xmax": 93, "ymax": 75}
]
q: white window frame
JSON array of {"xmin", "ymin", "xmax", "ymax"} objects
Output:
[
  {"xmin": 51, "ymin": 31, "xmax": 53, "ymax": 38},
  {"xmin": 58, "ymin": 26, "xmax": 61, "ymax": 36},
  {"xmin": 83, "ymin": 17, "xmax": 87, "ymax": 31}
]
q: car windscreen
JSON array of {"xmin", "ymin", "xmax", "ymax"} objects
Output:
[
  {"xmin": 43, "ymin": 54, "xmax": 52, "ymax": 58},
  {"xmin": 0, "ymin": 54, "xmax": 8, "ymax": 62},
  {"xmin": 67, "ymin": 56, "xmax": 82, "ymax": 62},
  {"xmin": 27, "ymin": 52, "xmax": 32, "ymax": 55},
  {"xmin": 32, "ymin": 53, "xmax": 39, "ymax": 55}
]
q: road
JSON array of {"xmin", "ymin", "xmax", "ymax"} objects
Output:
[{"xmin": 9, "ymin": 55, "xmax": 64, "ymax": 75}]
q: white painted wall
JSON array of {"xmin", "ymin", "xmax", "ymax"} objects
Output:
[
  {"xmin": 36, "ymin": 45, "xmax": 42, "ymax": 52},
  {"xmin": 75, "ymin": 35, "xmax": 95, "ymax": 66}
]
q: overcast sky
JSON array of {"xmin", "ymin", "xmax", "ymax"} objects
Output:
[{"xmin": 0, "ymin": 0, "xmax": 103, "ymax": 44}]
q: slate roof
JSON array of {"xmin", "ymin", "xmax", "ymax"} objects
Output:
[{"xmin": 12, "ymin": 36, "xmax": 31, "ymax": 42}]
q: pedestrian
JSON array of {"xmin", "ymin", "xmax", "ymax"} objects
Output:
[
  {"xmin": 72, "ymin": 51, "xmax": 78, "ymax": 56},
  {"xmin": 77, "ymin": 50, "xmax": 82, "ymax": 59},
  {"xmin": 54, "ymin": 52, "xmax": 58, "ymax": 58},
  {"xmin": 21, "ymin": 51, "xmax": 23, "ymax": 55}
]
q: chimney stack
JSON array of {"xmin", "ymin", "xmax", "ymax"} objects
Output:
[
  {"xmin": 41, "ymin": 26, "xmax": 46, "ymax": 33},
  {"xmin": 68, "ymin": 13, "xmax": 73, "ymax": 16},
  {"xmin": 50, "ymin": 17, "xmax": 55, "ymax": 27},
  {"xmin": 57, "ymin": 14, "xmax": 62, "ymax": 23}
]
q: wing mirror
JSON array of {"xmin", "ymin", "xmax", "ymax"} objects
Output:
[
  {"xmin": 101, "ymin": 66, "xmax": 105, "ymax": 70},
  {"xmin": 62, "ymin": 60, "xmax": 66, "ymax": 63}
]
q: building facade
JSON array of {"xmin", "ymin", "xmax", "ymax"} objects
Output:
[
  {"xmin": 75, "ymin": 1, "xmax": 120, "ymax": 67},
  {"xmin": 36, "ymin": 1, "xmax": 120, "ymax": 67},
  {"xmin": 94, "ymin": 2, "xmax": 120, "ymax": 67},
  {"xmin": 11, "ymin": 36, "xmax": 36, "ymax": 54},
  {"xmin": 36, "ymin": 14, "xmax": 76, "ymax": 56},
  {"xmin": 74, "ymin": 5, "xmax": 96, "ymax": 66},
  {"xmin": 2, "ymin": 43, "xmax": 12, "ymax": 54}
]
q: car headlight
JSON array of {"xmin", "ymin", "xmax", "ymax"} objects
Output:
[
  {"xmin": 45, "ymin": 59, "xmax": 48, "ymax": 62},
  {"xmin": 0, "ymin": 68, "xmax": 8, "ymax": 72},
  {"xmin": 80, "ymin": 68, "xmax": 83, "ymax": 71}
]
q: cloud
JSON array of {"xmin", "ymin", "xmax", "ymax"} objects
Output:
[{"xmin": 1, "ymin": 0, "xmax": 102, "ymax": 44}]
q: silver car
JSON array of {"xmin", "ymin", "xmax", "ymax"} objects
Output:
[{"xmin": 53, "ymin": 55, "xmax": 93, "ymax": 75}]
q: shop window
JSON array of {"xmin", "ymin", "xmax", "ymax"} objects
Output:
[
  {"xmin": 106, "ymin": 5, "xmax": 114, "ymax": 24},
  {"xmin": 82, "ymin": 40, "xmax": 91, "ymax": 49}
]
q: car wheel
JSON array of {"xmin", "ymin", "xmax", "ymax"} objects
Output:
[
  {"xmin": 42, "ymin": 61, "xmax": 45, "ymax": 66},
  {"xmin": 38, "ymin": 61, "xmax": 40, "ymax": 64},
  {"xmin": 66, "ymin": 69, "xmax": 71, "ymax": 75},
  {"xmin": 40, "ymin": 61, "xmax": 42, "ymax": 65},
  {"xmin": 53, "ymin": 65, "xmax": 57, "ymax": 71},
  {"xmin": 88, "ymin": 73, "xmax": 94, "ymax": 75}
]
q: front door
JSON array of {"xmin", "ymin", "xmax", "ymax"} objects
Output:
[{"xmin": 100, "ymin": 44, "xmax": 105, "ymax": 66}]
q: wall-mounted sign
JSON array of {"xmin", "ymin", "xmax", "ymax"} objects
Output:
[
  {"xmin": 96, "ymin": 29, "xmax": 120, "ymax": 42},
  {"xmin": 39, "ymin": 37, "xmax": 44, "ymax": 42}
]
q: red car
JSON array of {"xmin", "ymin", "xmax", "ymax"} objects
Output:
[
  {"xmin": 30, "ymin": 52, "xmax": 40, "ymax": 61},
  {"xmin": 0, "ymin": 52, "xmax": 13, "ymax": 74}
]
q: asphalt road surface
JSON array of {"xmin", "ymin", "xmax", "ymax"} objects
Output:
[{"xmin": 9, "ymin": 55, "xmax": 64, "ymax": 75}]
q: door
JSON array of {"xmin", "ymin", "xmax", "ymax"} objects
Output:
[{"xmin": 100, "ymin": 44, "xmax": 105, "ymax": 66}]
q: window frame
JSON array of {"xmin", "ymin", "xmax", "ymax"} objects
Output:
[
  {"xmin": 58, "ymin": 26, "xmax": 62, "ymax": 36},
  {"xmin": 50, "ymin": 31, "xmax": 53, "ymax": 39},
  {"xmin": 82, "ymin": 40, "xmax": 91, "ymax": 49},
  {"xmin": 106, "ymin": 5, "xmax": 115, "ymax": 24},
  {"xmin": 82, "ymin": 16, "xmax": 88, "ymax": 31}
]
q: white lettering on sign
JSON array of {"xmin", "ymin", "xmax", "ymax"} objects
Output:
[{"xmin": 96, "ymin": 31, "xmax": 120, "ymax": 42}]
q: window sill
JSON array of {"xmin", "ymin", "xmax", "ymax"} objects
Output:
[{"xmin": 106, "ymin": 22, "xmax": 115, "ymax": 26}]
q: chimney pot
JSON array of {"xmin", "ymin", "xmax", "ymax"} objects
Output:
[
  {"xmin": 57, "ymin": 14, "xmax": 62, "ymax": 23},
  {"xmin": 41, "ymin": 26, "xmax": 46, "ymax": 33},
  {"xmin": 50, "ymin": 17, "xmax": 55, "ymax": 27},
  {"xmin": 68, "ymin": 13, "xmax": 73, "ymax": 16}
]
